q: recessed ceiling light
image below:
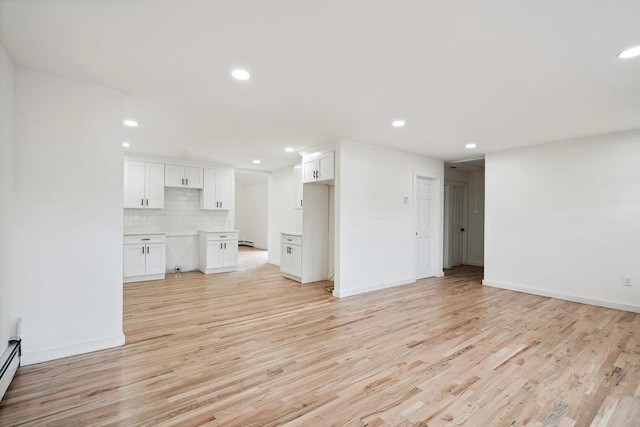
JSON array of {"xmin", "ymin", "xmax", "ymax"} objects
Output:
[
  {"xmin": 252, "ymin": 159, "xmax": 261, "ymax": 164},
  {"xmin": 122, "ymin": 142, "xmax": 130, "ymax": 148},
  {"xmin": 618, "ymin": 45, "xmax": 640, "ymax": 59},
  {"xmin": 392, "ymin": 120, "xmax": 405, "ymax": 128},
  {"xmin": 465, "ymin": 143, "xmax": 477, "ymax": 149},
  {"xmin": 285, "ymin": 147, "xmax": 295, "ymax": 152},
  {"xmin": 232, "ymin": 69, "xmax": 251, "ymax": 81},
  {"xmin": 123, "ymin": 120, "xmax": 138, "ymax": 127}
]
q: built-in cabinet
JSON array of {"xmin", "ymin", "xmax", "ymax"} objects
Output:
[
  {"xmin": 124, "ymin": 161, "xmax": 165, "ymax": 209},
  {"xmin": 123, "ymin": 233, "xmax": 166, "ymax": 283},
  {"xmin": 198, "ymin": 231, "xmax": 238, "ymax": 274},
  {"xmin": 281, "ymin": 233, "xmax": 302, "ymax": 281},
  {"xmin": 201, "ymin": 168, "xmax": 233, "ymax": 210},
  {"xmin": 294, "ymin": 166, "xmax": 303, "ymax": 210},
  {"xmin": 165, "ymin": 164, "xmax": 204, "ymax": 189},
  {"xmin": 302, "ymin": 151, "xmax": 334, "ymax": 183}
]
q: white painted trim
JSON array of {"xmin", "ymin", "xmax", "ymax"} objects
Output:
[
  {"xmin": 21, "ymin": 333, "xmax": 126, "ymax": 366},
  {"xmin": 123, "ymin": 273, "xmax": 165, "ymax": 284},
  {"xmin": 482, "ymin": 280, "xmax": 640, "ymax": 313},
  {"xmin": 333, "ymin": 277, "xmax": 415, "ymax": 298}
]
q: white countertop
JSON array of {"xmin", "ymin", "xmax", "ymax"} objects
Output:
[
  {"xmin": 198, "ymin": 230, "xmax": 240, "ymax": 233},
  {"xmin": 124, "ymin": 231, "xmax": 167, "ymax": 236},
  {"xmin": 280, "ymin": 231, "xmax": 302, "ymax": 237}
]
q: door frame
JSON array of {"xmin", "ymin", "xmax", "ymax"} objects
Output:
[
  {"xmin": 412, "ymin": 171, "xmax": 444, "ymax": 280},
  {"xmin": 443, "ymin": 180, "xmax": 468, "ymax": 268}
]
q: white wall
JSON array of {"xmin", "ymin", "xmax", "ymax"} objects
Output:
[
  {"xmin": 484, "ymin": 131, "xmax": 640, "ymax": 312},
  {"xmin": 267, "ymin": 166, "xmax": 302, "ymax": 265},
  {"xmin": 235, "ymin": 181, "xmax": 268, "ymax": 250},
  {"xmin": 466, "ymin": 168, "xmax": 485, "ymax": 266},
  {"xmin": 0, "ymin": 42, "xmax": 15, "ymax": 353},
  {"xmin": 13, "ymin": 70, "xmax": 125, "ymax": 364},
  {"xmin": 335, "ymin": 139, "xmax": 444, "ymax": 297}
]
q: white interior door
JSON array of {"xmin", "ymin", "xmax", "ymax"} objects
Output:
[
  {"xmin": 449, "ymin": 184, "xmax": 465, "ymax": 267},
  {"xmin": 415, "ymin": 176, "xmax": 436, "ymax": 279}
]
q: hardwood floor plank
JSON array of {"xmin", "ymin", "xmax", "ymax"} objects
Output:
[{"xmin": 1, "ymin": 263, "xmax": 640, "ymax": 426}]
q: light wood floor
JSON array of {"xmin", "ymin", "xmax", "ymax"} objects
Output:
[{"xmin": 1, "ymin": 263, "xmax": 639, "ymax": 426}]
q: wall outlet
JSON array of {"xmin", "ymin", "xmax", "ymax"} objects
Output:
[
  {"xmin": 175, "ymin": 266, "xmax": 181, "ymax": 273},
  {"xmin": 623, "ymin": 276, "xmax": 632, "ymax": 287}
]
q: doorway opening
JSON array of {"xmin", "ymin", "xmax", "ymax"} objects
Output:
[
  {"xmin": 235, "ymin": 171, "xmax": 269, "ymax": 270},
  {"xmin": 443, "ymin": 159, "xmax": 485, "ymax": 270}
]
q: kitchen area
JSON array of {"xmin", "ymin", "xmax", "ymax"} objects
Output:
[{"xmin": 122, "ymin": 146, "xmax": 335, "ymax": 287}]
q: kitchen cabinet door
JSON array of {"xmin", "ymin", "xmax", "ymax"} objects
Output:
[
  {"xmin": 206, "ymin": 241, "xmax": 224, "ymax": 269},
  {"xmin": 124, "ymin": 161, "xmax": 146, "ymax": 208},
  {"xmin": 289, "ymin": 244, "xmax": 302, "ymax": 278},
  {"xmin": 145, "ymin": 243, "xmax": 166, "ymax": 275},
  {"xmin": 294, "ymin": 166, "xmax": 303, "ymax": 209},
  {"xmin": 302, "ymin": 157, "xmax": 317, "ymax": 183},
  {"xmin": 145, "ymin": 163, "xmax": 165, "ymax": 208},
  {"xmin": 222, "ymin": 241, "xmax": 238, "ymax": 267},
  {"xmin": 124, "ymin": 244, "xmax": 146, "ymax": 277},
  {"xmin": 317, "ymin": 151, "xmax": 334, "ymax": 181},
  {"xmin": 164, "ymin": 164, "xmax": 185, "ymax": 187},
  {"xmin": 184, "ymin": 167, "xmax": 204, "ymax": 189},
  {"xmin": 217, "ymin": 171, "xmax": 233, "ymax": 209}
]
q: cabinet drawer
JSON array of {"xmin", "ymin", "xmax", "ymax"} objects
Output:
[
  {"xmin": 124, "ymin": 234, "xmax": 167, "ymax": 244},
  {"xmin": 202, "ymin": 232, "xmax": 238, "ymax": 241},
  {"xmin": 281, "ymin": 235, "xmax": 302, "ymax": 246}
]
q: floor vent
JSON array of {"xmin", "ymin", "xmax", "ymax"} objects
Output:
[{"xmin": 0, "ymin": 338, "xmax": 21, "ymax": 402}]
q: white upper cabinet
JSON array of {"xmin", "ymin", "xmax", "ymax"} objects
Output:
[
  {"xmin": 302, "ymin": 151, "xmax": 334, "ymax": 183},
  {"xmin": 124, "ymin": 160, "xmax": 165, "ymax": 209},
  {"xmin": 201, "ymin": 168, "xmax": 234, "ymax": 210},
  {"xmin": 294, "ymin": 166, "xmax": 303, "ymax": 210},
  {"xmin": 164, "ymin": 164, "xmax": 203, "ymax": 189}
]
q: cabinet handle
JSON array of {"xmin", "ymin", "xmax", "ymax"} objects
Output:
[
  {"xmin": 146, "ymin": 199, "xmax": 149, "ymax": 206},
  {"xmin": 301, "ymin": 200, "xmax": 303, "ymax": 207},
  {"xmin": 220, "ymin": 243, "xmax": 223, "ymax": 249},
  {"xmin": 142, "ymin": 246, "xmax": 144, "ymax": 254},
  {"xmin": 220, "ymin": 201, "xmax": 223, "ymax": 208},
  {"xmin": 141, "ymin": 198, "xmax": 144, "ymax": 206},
  {"xmin": 182, "ymin": 178, "xmax": 184, "ymax": 185},
  {"xmin": 142, "ymin": 238, "xmax": 150, "ymax": 241},
  {"xmin": 186, "ymin": 178, "xmax": 189, "ymax": 185},
  {"xmin": 224, "ymin": 242, "xmax": 227, "ymax": 249},
  {"xmin": 147, "ymin": 246, "xmax": 149, "ymax": 254},
  {"xmin": 220, "ymin": 235, "xmax": 227, "ymax": 238}
]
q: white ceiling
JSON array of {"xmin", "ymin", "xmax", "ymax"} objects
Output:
[{"xmin": 1, "ymin": 0, "xmax": 639, "ymax": 171}]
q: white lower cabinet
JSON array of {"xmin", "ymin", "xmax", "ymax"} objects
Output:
[
  {"xmin": 280, "ymin": 233, "xmax": 302, "ymax": 281},
  {"xmin": 124, "ymin": 234, "xmax": 166, "ymax": 283},
  {"xmin": 198, "ymin": 231, "xmax": 238, "ymax": 274}
]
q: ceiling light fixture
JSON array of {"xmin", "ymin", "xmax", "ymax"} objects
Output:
[
  {"xmin": 232, "ymin": 69, "xmax": 251, "ymax": 81},
  {"xmin": 465, "ymin": 143, "xmax": 477, "ymax": 149},
  {"xmin": 285, "ymin": 147, "xmax": 294, "ymax": 152},
  {"xmin": 618, "ymin": 45, "xmax": 640, "ymax": 59},
  {"xmin": 252, "ymin": 159, "xmax": 261, "ymax": 164},
  {"xmin": 122, "ymin": 142, "xmax": 130, "ymax": 148},
  {"xmin": 392, "ymin": 120, "xmax": 406, "ymax": 128},
  {"xmin": 123, "ymin": 120, "xmax": 138, "ymax": 127}
]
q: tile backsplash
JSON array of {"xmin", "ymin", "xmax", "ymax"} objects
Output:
[{"xmin": 124, "ymin": 187, "xmax": 233, "ymax": 235}]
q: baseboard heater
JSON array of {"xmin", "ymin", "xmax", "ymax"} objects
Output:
[
  {"xmin": 0, "ymin": 338, "xmax": 21, "ymax": 402},
  {"xmin": 238, "ymin": 240, "xmax": 254, "ymax": 247}
]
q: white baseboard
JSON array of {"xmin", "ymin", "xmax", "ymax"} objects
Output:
[
  {"xmin": 21, "ymin": 333, "xmax": 126, "ymax": 366},
  {"xmin": 267, "ymin": 259, "xmax": 280, "ymax": 267},
  {"xmin": 333, "ymin": 277, "xmax": 415, "ymax": 298},
  {"xmin": 482, "ymin": 280, "xmax": 640, "ymax": 313}
]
